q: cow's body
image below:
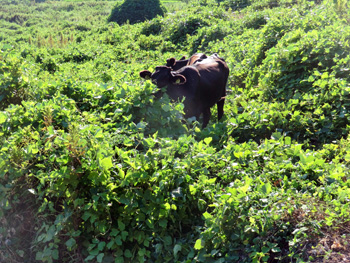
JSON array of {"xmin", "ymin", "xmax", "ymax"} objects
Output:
[
  {"xmin": 166, "ymin": 53, "xmax": 208, "ymax": 71},
  {"xmin": 140, "ymin": 53, "xmax": 229, "ymax": 128}
]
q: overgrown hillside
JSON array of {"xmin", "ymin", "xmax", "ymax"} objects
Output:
[{"xmin": 1, "ymin": 0, "xmax": 350, "ymax": 262}]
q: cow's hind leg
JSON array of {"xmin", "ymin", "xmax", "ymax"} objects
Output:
[
  {"xmin": 217, "ymin": 98, "xmax": 225, "ymax": 120},
  {"xmin": 202, "ymin": 108, "xmax": 211, "ymax": 128}
]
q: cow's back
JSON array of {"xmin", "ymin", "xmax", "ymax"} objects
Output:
[{"xmin": 194, "ymin": 58, "xmax": 229, "ymax": 107}]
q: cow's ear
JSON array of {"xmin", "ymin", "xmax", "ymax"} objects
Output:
[
  {"xmin": 139, "ymin": 70, "xmax": 152, "ymax": 80},
  {"xmin": 179, "ymin": 56, "xmax": 186, "ymax": 60},
  {"xmin": 166, "ymin": 58, "xmax": 176, "ymax": 67},
  {"xmin": 171, "ymin": 74, "xmax": 186, "ymax": 85}
]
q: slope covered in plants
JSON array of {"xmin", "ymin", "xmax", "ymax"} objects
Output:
[{"xmin": 1, "ymin": 0, "xmax": 350, "ymax": 262}]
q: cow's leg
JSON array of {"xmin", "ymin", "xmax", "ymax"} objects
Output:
[
  {"xmin": 217, "ymin": 98, "xmax": 225, "ymax": 120},
  {"xmin": 202, "ymin": 108, "xmax": 211, "ymax": 128}
]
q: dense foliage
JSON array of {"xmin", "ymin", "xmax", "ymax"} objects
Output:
[
  {"xmin": 1, "ymin": 0, "xmax": 350, "ymax": 262},
  {"xmin": 108, "ymin": 0, "xmax": 166, "ymax": 25}
]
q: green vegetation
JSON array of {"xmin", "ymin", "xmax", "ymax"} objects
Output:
[
  {"xmin": 1, "ymin": 0, "xmax": 350, "ymax": 262},
  {"xmin": 108, "ymin": 0, "xmax": 166, "ymax": 25}
]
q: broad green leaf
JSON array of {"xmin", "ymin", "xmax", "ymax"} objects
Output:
[
  {"xmin": 124, "ymin": 249, "xmax": 132, "ymax": 258},
  {"xmin": 107, "ymin": 240, "xmax": 114, "ymax": 249},
  {"xmin": 138, "ymin": 248, "xmax": 146, "ymax": 257},
  {"xmin": 271, "ymin": 132, "xmax": 282, "ymax": 140},
  {"xmin": 162, "ymin": 104, "xmax": 171, "ymax": 112},
  {"xmin": 262, "ymin": 246, "xmax": 270, "ymax": 253},
  {"xmin": 173, "ymin": 244, "xmax": 182, "ymax": 257},
  {"xmin": 272, "ymin": 247, "xmax": 281, "ymax": 253},
  {"xmin": 17, "ymin": 250, "xmax": 24, "ymax": 258},
  {"xmin": 204, "ymin": 137, "xmax": 212, "ymax": 145},
  {"xmin": 146, "ymin": 219, "xmax": 154, "ymax": 229},
  {"xmin": 110, "ymin": 228, "xmax": 120, "ymax": 236},
  {"xmin": 198, "ymin": 199, "xmax": 206, "ymax": 211},
  {"xmin": 94, "ymin": 129, "xmax": 104, "ymax": 138},
  {"xmin": 97, "ymin": 253, "xmax": 104, "ymax": 263},
  {"xmin": 85, "ymin": 255, "xmax": 95, "ymax": 261},
  {"xmin": 118, "ymin": 220, "xmax": 125, "ymax": 231},
  {"xmin": 260, "ymin": 183, "xmax": 272, "ymax": 195},
  {"xmin": 115, "ymin": 236, "xmax": 122, "ymax": 246},
  {"xmin": 284, "ymin": 136, "xmax": 291, "ymax": 145},
  {"xmin": 52, "ymin": 249, "xmax": 59, "ymax": 260},
  {"xmin": 98, "ymin": 242, "xmax": 106, "ymax": 251},
  {"xmin": 45, "ymin": 225, "xmax": 56, "ymax": 242},
  {"xmin": 121, "ymin": 231, "xmax": 128, "ymax": 241},
  {"xmin": 159, "ymin": 219, "xmax": 167, "ymax": 228},
  {"xmin": 65, "ymin": 238, "xmax": 76, "ymax": 249},
  {"xmin": 194, "ymin": 239, "xmax": 205, "ymax": 250},
  {"xmin": 203, "ymin": 212, "xmax": 212, "ymax": 220},
  {"xmin": 0, "ymin": 112, "xmax": 6, "ymax": 124},
  {"xmin": 115, "ymin": 257, "xmax": 124, "ymax": 263},
  {"xmin": 189, "ymin": 185, "xmax": 197, "ymax": 195},
  {"xmin": 164, "ymin": 235, "xmax": 172, "ymax": 246},
  {"xmin": 164, "ymin": 203, "xmax": 171, "ymax": 210},
  {"xmin": 100, "ymin": 157, "xmax": 113, "ymax": 171},
  {"xmin": 345, "ymin": 153, "xmax": 350, "ymax": 162}
]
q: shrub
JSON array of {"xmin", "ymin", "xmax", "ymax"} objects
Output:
[
  {"xmin": 217, "ymin": 0, "xmax": 251, "ymax": 10},
  {"xmin": 141, "ymin": 17, "xmax": 164, "ymax": 36},
  {"xmin": 0, "ymin": 48, "xmax": 28, "ymax": 110},
  {"xmin": 188, "ymin": 22, "xmax": 232, "ymax": 54},
  {"xmin": 108, "ymin": 0, "xmax": 166, "ymax": 25}
]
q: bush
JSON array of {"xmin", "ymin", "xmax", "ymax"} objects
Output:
[
  {"xmin": 108, "ymin": 0, "xmax": 166, "ymax": 25},
  {"xmin": 140, "ymin": 17, "xmax": 164, "ymax": 36},
  {"xmin": 0, "ymin": 48, "xmax": 28, "ymax": 110},
  {"xmin": 188, "ymin": 22, "xmax": 232, "ymax": 54},
  {"xmin": 217, "ymin": 0, "xmax": 251, "ymax": 10}
]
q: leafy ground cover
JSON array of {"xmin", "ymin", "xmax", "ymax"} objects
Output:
[{"xmin": 1, "ymin": 0, "xmax": 350, "ymax": 262}]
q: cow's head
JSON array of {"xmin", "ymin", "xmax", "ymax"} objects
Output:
[
  {"xmin": 139, "ymin": 70, "xmax": 152, "ymax": 80},
  {"xmin": 166, "ymin": 56, "xmax": 188, "ymax": 71},
  {"xmin": 139, "ymin": 66, "xmax": 186, "ymax": 88},
  {"xmin": 166, "ymin": 58, "xmax": 176, "ymax": 68}
]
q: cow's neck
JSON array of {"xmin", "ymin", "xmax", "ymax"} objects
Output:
[{"xmin": 166, "ymin": 85, "xmax": 186, "ymax": 101}]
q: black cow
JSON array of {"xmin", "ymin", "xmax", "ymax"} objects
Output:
[
  {"xmin": 165, "ymin": 53, "xmax": 208, "ymax": 71},
  {"xmin": 140, "ymin": 54, "xmax": 229, "ymax": 128},
  {"xmin": 166, "ymin": 55, "xmax": 187, "ymax": 71}
]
